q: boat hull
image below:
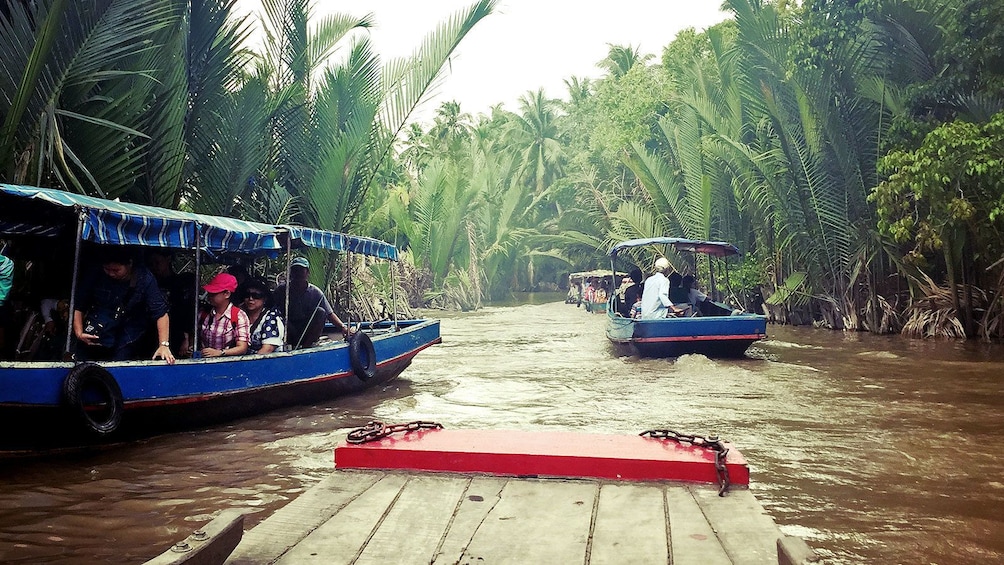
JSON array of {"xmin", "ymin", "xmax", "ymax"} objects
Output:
[
  {"xmin": 606, "ymin": 311, "xmax": 766, "ymax": 358},
  {"xmin": 0, "ymin": 319, "xmax": 440, "ymax": 451}
]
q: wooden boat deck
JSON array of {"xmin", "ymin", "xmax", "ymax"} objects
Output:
[{"xmin": 223, "ymin": 468, "xmax": 802, "ymax": 565}]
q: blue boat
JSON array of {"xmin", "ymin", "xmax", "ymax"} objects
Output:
[
  {"xmin": 0, "ymin": 185, "xmax": 440, "ymax": 450},
  {"xmin": 567, "ymin": 270, "xmax": 622, "ymax": 313},
  {"xmin": 605, "ymin": 237, "xmax": 766, "ymax": 358}
]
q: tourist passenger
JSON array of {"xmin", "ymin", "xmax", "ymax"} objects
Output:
[
  {"xmin": 13, "ymin": 248, "xmax": 73, "ymax": 360},
  {"xmin": 617, "ymin": 268, "xmax": 644, "ymax": 318},
  {"xmin": 197, "ymin": 272, "xmax": 249, "ymax": 358},
  {"xmin": 640, "ymin": 258, "xmax": 673, "ymax": 319},
  {"xmin": 668, "ymin": 271, "xmax": 692, "ymax": 316},
  {"xmin": 0, "ymin": 252, "xmax": 12, "ymax": 310},
  {"xmin": 273, "ymin": 257, "xmax": 350, "ymax": 348},
  {"xmin": 683, "ymin": 274, "xmax": 734, "ymax": 316},
  {"xmin": 226, "ymin": 263, "xmax": 251, "ymax": 304},
  {"xmin": 583, "ymin": 280, "xmax": 596, "ymax": 304},
  {"xmin": 682, "ymin": 274, "xmax": 715, "ymax": 316},
  {"xmin": 73, "ymin": 248, "xmax": 174, "ymax": 363},
  {"xmin": 615, "ymin": 276, "xmax": 632, "ymax": 314},
  {"xmin": 146, "ymin": 250, "xmax": 196, "ymax": 357},
  {"xmin": 240, "ymin": 278, "xmax": 285, "ymax": 355},
  {"xmin": 0, "ymin": 252, "xmax": 12, "ymax": 353},
  {"xmin": 594, "ymin": 279, "xmax": 608, "ymax": 305}
]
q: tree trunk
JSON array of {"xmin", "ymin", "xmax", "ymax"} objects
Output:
[{"xmin": 943, "ymin": 244, "xmax": 966, "ymax": 337}]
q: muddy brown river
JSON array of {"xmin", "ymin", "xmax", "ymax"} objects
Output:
[{"xmin": 1, "ymin": 296, "xmax": 1002, "ymax": 563}]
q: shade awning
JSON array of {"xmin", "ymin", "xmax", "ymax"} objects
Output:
[
  {"xmin": 569, "ymin": 270, "xmax": 625, "ymax": 281},
  {"xmin": 0, "ymin": 185, "xmax": 399, "ymax": 260},
  {"xmin": 609, "ymin": 237, "xmax": 740, "ymax": 258},
  {"xmin": 283, "ymin": 225, "xmax": 398, "ymax": 261},
  {"xmin": 0, "ymin": 184, "xmax": 283, "ymax": 253}
]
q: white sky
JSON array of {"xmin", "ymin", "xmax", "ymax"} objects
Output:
[{"xmin": 234, "ymin": 1, "xmax": 731, "ymax": 124}]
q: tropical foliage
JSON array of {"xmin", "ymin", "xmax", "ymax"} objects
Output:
[
  {"xmin": 385, "ymin": 0, "xmax": 1004, "ymax": 340},
  {"xmin": 5, "ymin": 0, "xmax": 1004, "ymax": 340},
  {"xmin": 1, "ymin": 0, "xmax": 495, "ymax": 313}
]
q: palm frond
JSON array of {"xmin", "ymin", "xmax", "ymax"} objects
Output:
[
  {"xmin": 307, "ymin": 12, "xmax": 374, "ymax": 72},
  {"xmin": 189, "ymin": 75, "xmax": 272, "ymax": 216},
  {"xmin": 374, "ymin": 0, "xmax": 496, "ymax": 184},
  {"xmin": 0, "ymin": 0, "xmax": 177, "ymax": 194}
]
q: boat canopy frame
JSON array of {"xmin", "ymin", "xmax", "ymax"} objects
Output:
[
  {"xmin": 568, "ymin": 270, "xmax": 625, "ymax": 284},
  {"xmin": 607, "ymin": 237, "xmax": 742, "ymax": 305},
  {"xmin": 608, "ymin": 237, "xmax": 740, "ymax": 260}
]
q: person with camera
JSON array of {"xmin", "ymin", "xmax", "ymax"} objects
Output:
[{"xmin": 73, "ymin": 248, "xmax": 175, "ymax": 364}]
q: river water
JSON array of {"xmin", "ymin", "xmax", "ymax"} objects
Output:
[{"xmin": 1, "ymin": 296, "xmax": 1002, "ymax": 564}]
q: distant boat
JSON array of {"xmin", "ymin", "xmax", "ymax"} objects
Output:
[
  {"xmin": 0, "ymin": 184, "xmax": 440, "ymax": 451},
  {"xmin": 566, "ymin": 270, "xmax": 623, "ymax": 313},
  {"xmin": 604, "ymin": 237, "xmax": 766, "ymax": 358}
]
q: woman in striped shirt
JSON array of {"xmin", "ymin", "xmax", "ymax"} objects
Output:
[{"xmin": 197, "ymin": 273, "xmax": 249, "ymax": 358}]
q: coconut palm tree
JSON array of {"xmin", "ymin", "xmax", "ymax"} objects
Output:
[
  {"xmin": 598, "ymin": 43, "xmax": 654, "ymax": 79},
  {"xmin": 428, "ymin": 100, "xmax": 473, "ymax": 155},
  {"xmin": 503, "ymin": 89, "xmax": 565, "ymax": 217}
]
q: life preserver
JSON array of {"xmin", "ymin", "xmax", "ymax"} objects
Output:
[
  {"xmin": 349, "ymin": 331, "xmax": 376, "ymax": 380},
  {"xmin": 62, "ymin": 363, "xmax": 124, "ymax": 436}
]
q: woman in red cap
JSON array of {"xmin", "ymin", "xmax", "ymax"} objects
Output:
[{"xmin": 196, "ymin": 272, "xmax": 250, "ymax": 358}]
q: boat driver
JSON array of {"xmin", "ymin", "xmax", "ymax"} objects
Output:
[
  {"xmin": 273, "ymin": 257, "xmax": 351, "ymax": 348},
  {"xmin": 640, "ymin": 258, "xmax": 673, "ymax": 319}
]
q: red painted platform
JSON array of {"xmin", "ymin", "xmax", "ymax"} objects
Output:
[{"xmin": 334, "ymin": 429, "xmax": 749, "ymax": 485}]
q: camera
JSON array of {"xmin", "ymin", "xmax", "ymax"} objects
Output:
[{"xmin": 83, "ymin": 318, "xmax": 103, "ymax": 338}]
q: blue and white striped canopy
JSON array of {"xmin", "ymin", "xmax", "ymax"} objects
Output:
[
  {"xmin": 0, "ymin": 184, "xmax": 283, "ymax": 253},
  {"xmin": 0, "ymin": 185, "xmax": 397, "ymax": 260},
  {"xmin": 284, "ymin": 225, "xmax": 398, "ymax": 261}
]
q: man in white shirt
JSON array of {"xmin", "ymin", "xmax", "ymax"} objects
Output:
[{"xmin": 640, "ymin": 257, "xmax": 672, "ymax": 319}]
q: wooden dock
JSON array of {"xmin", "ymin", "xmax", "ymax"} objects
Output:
[
  {"xmin": 146, "ymin": 427, "xmax": 816, "ymax": 565},
  {"xmin": 223, "ymin": 469, "xmax": 810, "ymax": 564}
]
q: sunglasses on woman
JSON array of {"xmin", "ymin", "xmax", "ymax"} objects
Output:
[{"xmin": 245, "ymin": 291, "xmax": 266, "ymax": 300}]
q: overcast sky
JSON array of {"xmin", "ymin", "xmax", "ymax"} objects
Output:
[{"xmin": 234, "ymin": 1, "xmax": 731, "ymax": 123}]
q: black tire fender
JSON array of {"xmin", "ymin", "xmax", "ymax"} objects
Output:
[
  {"xmin": 62, "ymin": 363, "xmax": 124, "ymax": 436},
  {"xmin": 349, "ymin": 331, "xmax": 376, "ymax": 380}
]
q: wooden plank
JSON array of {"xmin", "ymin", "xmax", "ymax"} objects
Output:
[
  {"xmin": 691, "ymin": 486, "xmax": 780, "ymax": 565},
  {"xmin": 588, "ymin": 482, "xmax": 668, "ymax": 565},
  {"xmin": 664, "ymin": 485, "xmax": 732, "ymax": 565},
  {"xmin": 273, "ymin": 473, "xmax": 409, "ymax": 564},
  {"xmin": 432, "ymin": 476, "xmax": 509, "ymax": 565},
  {"xmin": 228, "ymin": 470, "xmax": 792, "ymax": 565},
  {"xmin": 354, "ymin": 474, "xmax": 470, "ymax": 565},
  {"xmin": 777, "ymin": 535, "xmax": 818, "ymax": 565},
  {"xmin": 145, "ymin": 509, "xmax": 245, "ymax": 565},
  {"xmin": 458, "ymin": 478, "xmax": 597, "ymax": 564},
  {"xmin": 225, "ymin": 470, "xmax": 384, "ymax": 565}
]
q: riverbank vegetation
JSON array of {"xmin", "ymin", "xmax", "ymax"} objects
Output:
[{"xmin": 3, "ymin": 0, "xmax": 1004, "ymax": 339}]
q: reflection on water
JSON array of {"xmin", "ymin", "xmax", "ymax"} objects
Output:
[{"xmin": 1, "ymin": 300, "xmax": 1003, "ymax": 563}]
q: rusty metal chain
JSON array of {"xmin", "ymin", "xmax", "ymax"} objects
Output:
[
  {"xmin": 346, "ymin": 420, "xmax": 444, "ymax": 444},
  {"xmin": 639, "ymin": 428, "xmax": 732, "ymax": 496}
]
